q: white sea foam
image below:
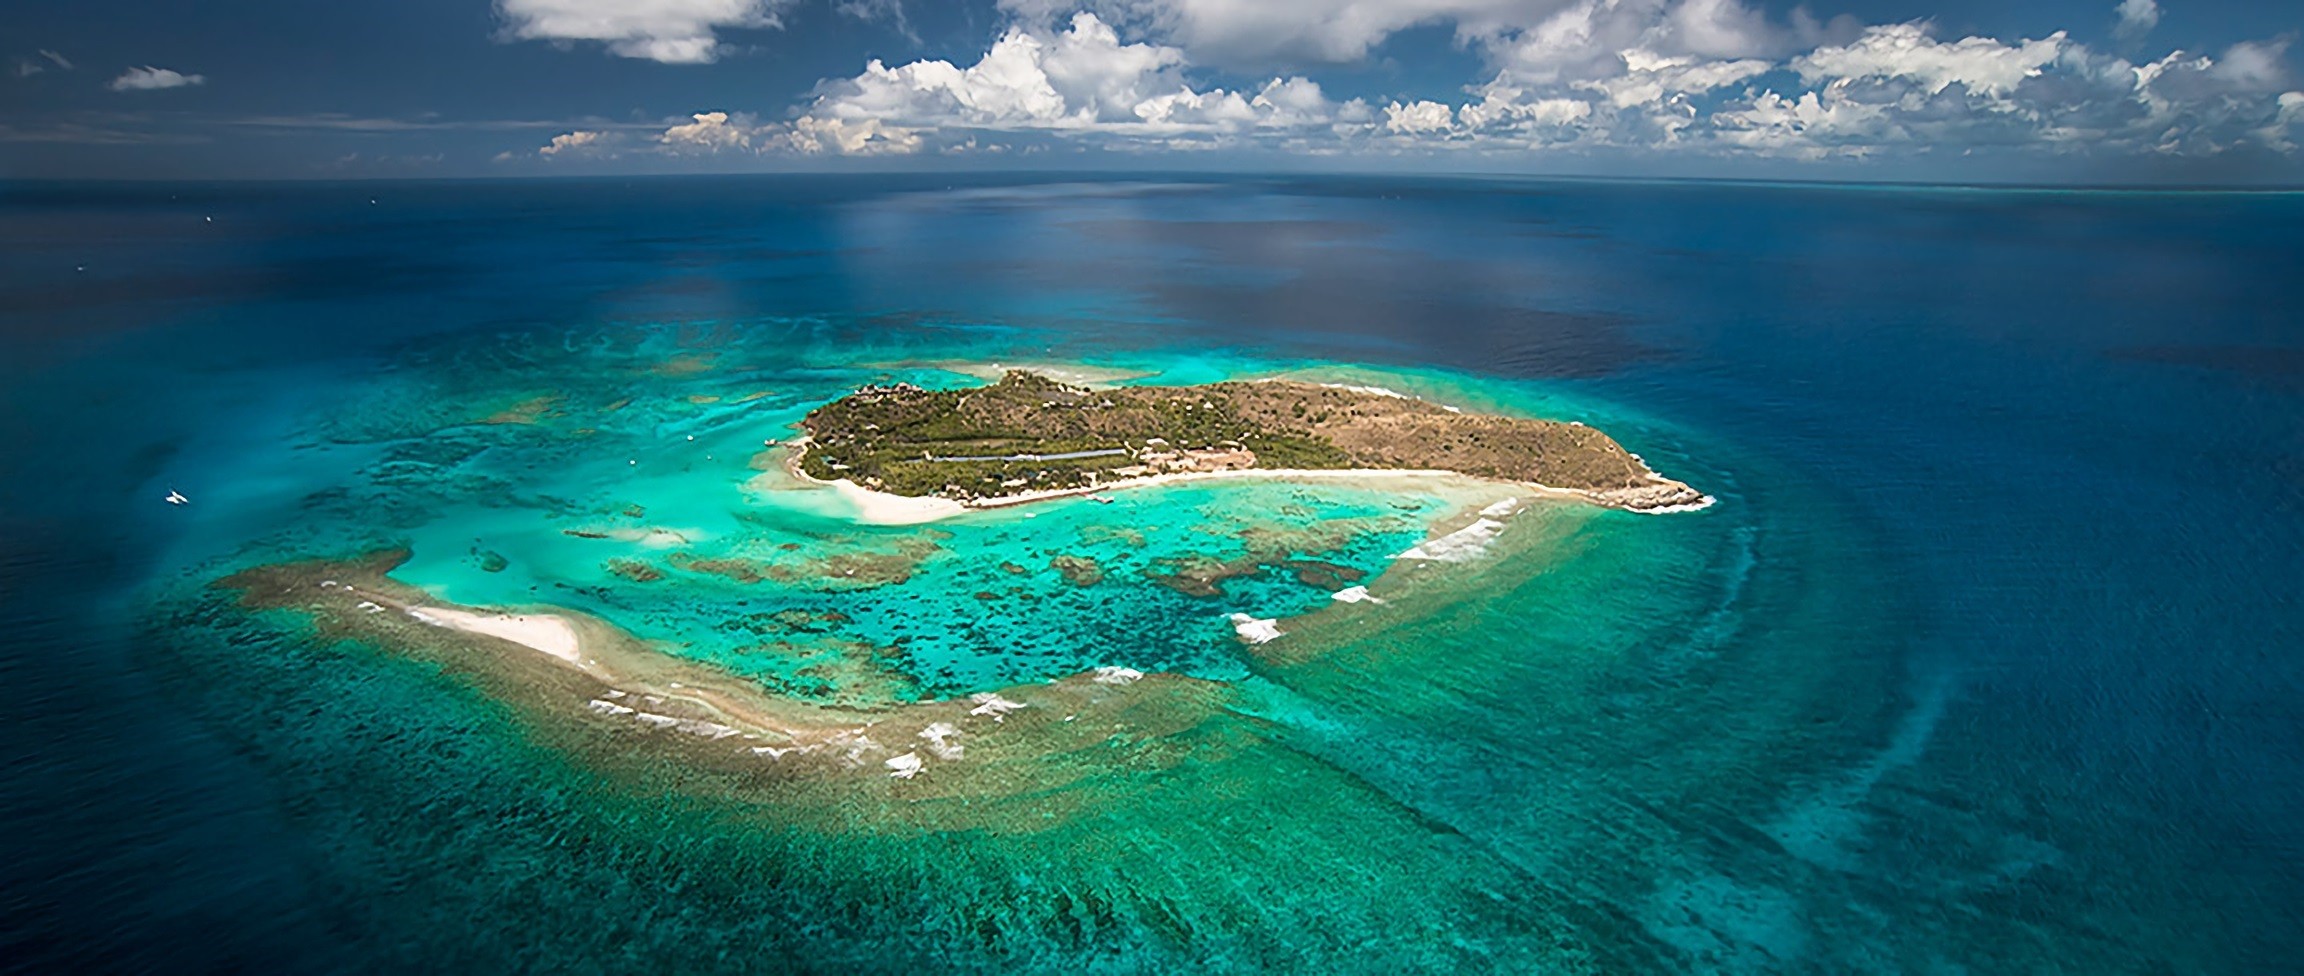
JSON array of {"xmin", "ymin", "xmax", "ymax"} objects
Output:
[
  {"xmin": 1091, "ymin": 666, "xmax": 1144, "ymax": 685},
  {"xmin": 1479, "ymin": 497, "xmax": 1524, "ymax": 518},
  {"xmin": 885, "ymin": 752, "xmax": 924, "ymax": 779},
  {"xmin": 1229, "ymin": 613, "xmax": 1283, "ymax": 644},
  {"xmin": 1394, "ymin": 518, "xmax": 1508, "ymax": 562},
  {"xmin": 1633, "ymin": 495, "xmax": 1719, "ymax": 515},
  {"xmin": 827, "ymin": 730, "xmax": 882, "ymax": 768},
  {"xmin": 1316, "ymin": 382, "xmax": 1411, "ymax": 399},
  {"xmin": 968, "ymin": 693, "xmax": 1027, "ymax": 719},
  {"xmin": 615, "ymin": 709, "xmax": 742, "ymax": 740},
  {"xmin": 919, "ymin": 722, "xmax": 964, "ymax": 760}
]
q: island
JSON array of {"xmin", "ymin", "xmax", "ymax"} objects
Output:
[
  {"xmin": 791, "ymin": 370, "xmax": 1709, "ymax": 514},
  {"xmin": 205, "ymin": 363, "xmax": 1718, "ymax": 793}
]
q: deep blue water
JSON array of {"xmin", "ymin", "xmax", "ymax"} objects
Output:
[{"xmin": 3, "ymin": 175, "xmax": 2301, "ymax": 973}]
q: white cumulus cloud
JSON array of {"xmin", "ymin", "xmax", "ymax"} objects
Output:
[
  {"xmin": 1384, "ymin": 99, "xmax": 1458, "ymax": 133},
  {"xmin": 496, "ymin": 0, "xmax": 793, "ymax": 63},
  {"xmin": 108, "ymin": 66, "xmax": 205, "ymax": 91},
  {"xmin": 810, "ymin": 13, "xmax": 1185, "ymax": 128},
  {"xmin": 507, "ymin": 2, "xmax": 2304, "ymax": 167},
  {"xmin": 773, "ymin": 115, "xmax": 925, "ymax": 154},
  {"xmin": 790, "ymin": 12, "xmax": 1350, "ymax": 149},
  {"xmin": 1793, "ymin": 23, "xmax": 2066, "ymax": 97},
  {"xmin": 539, "ymin": 129, "xmax": 611, "ymax": 155},
  {"xmin": 659, "ymin": 110, "xmax": 758, "ymax": 151},
  {"xmin": 1001, "ymin": 0, "xmax": 1831, "ymax": 74},
  {"xmin": 998, "ymin": 0, "xmax": 1529, "ymax": 67}
]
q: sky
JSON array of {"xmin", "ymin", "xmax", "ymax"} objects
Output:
[{"xmin": 3, "ymin": 0, "xmax": 2300, "ymax": 182}]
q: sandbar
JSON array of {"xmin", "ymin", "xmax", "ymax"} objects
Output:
[{"xmin": 412, "ymin": 606, "xmax": 584, "ymax": 664}]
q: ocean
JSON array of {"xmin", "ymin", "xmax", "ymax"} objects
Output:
[{"xmin": 2, "ymin": 175, "xmax": 2299, "ymax": 973}]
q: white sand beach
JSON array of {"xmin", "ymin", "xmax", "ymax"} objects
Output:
[
  {"xmin": 409, "ymin": 606, "xmax": 584, "ymax": 664},
  {"xmin": 814, "ymin": 463, "xmax": 1703, "ymax": 524},
  {"xmin": 925, "ymin": 360, "xmax": 1154, "ymax": 388},
  {"xmin": 829, "ymin": 477, "xmax": 971, "ymax": 525}
]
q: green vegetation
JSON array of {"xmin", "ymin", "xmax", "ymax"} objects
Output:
[{"xmin": 799, "ymin": 369, "xmax": 1688, "ymax": 505}]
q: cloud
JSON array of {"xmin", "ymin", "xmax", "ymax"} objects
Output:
[
  {"xmin": 659, "ymin": 111, "xmax": 759, "ymax": 151},
  {"xmin": 1703, "ymin": 27, "xmax": 2300, "ymax": 159},
  {"xmin": 2259, "ymin": 91, "xmax": 2304, "ymax": 151},
  {"xmin": 223, "ymin": 113, "xmax": 589, "ymax": 132},
  {"xmin": 516, "ymin": 13, "xmax": 1363, "ymax": 159},
  {"xmin": 528, "ymin": 110, "xmax": 924, "ymax": 159},
  {"xmin": 529, "ymin": 114, "xmax": 764, "ymax": 158},
  {"xmin": 1368, "ymin": 10, "xmax": 2297, "ymax": 161},
  {"xmin": 810, "ymin": 13, "xmax": 1185, "ymax": 128},
  {"xmin": 540, "ymin": 130, "xmax": 612, "ymax": 155},
  {"xmin": 108, "ymin": 66, "xmax": 205, "ymax": 91},
  {"xmin": 1384, "ymin": 99, "xmax": 1456, "ymax": 134},
  {"xmin": 2113, "ymin": 0, "xmax": 2160, "ymax": 43},
  {"xmin": 513, "ymin": 3, "xmax": 2303, "ymax": 168},
  {"xmin": 495, "ymin": 0, "xmax": 794, "ymax": 63},
  {"xmin": 2205, "ymin": 39, "xmax": 2291, "ymax": 91},
  {"xmin": 835, "ymin": 0, "xmax": 919, "ymax": 43},
  {"xmin": 998, "ymin": 0, "xmax": 1842, "ymax": 74},
  {"xmin": 1792, "ymin": 23, "xmax": 2066, "ymax": 97},
  {"xmin": 997, "ymin": 0, "xmax": 1508, "ymax": 67},
  {"xmin": 1486, "ymin": 0, "xmax": 1795, "ymax": 80},
  {"xmin": 0, "ymin": 120, "xmax": 207, "ymax": 145},
  {"xmin": 773, "ymin": 115, "xmax": 924, "ymax": 154},
  {"xmin": 1578, "ymin": 49, "xmax": 1771, "ymax": 107},
  {"xmin": 788, "ymin": 12, "xmax": 1350, "ymax": 149},
  {"xmin": 15, "ymin": 49, "xmax": 71, "ymax": 77}
]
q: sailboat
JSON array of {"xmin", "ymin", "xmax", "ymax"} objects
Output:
[{"xmin": 165, "ymin": 490, "xmax": 189, "ymax": 505}]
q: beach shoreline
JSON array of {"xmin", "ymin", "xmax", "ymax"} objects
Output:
[{"xmin": 778, "ymin": 435, "xmax": 1709, "ymax": 524}]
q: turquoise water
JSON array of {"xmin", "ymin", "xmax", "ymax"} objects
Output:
[{"xmin": 3, "ymin": 176, "xmax": 2299, "ymax": 973}]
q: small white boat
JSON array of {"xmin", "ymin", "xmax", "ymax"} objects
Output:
[{"xmin": 164, "ymin": 490, "xmax": 189, "ymax": 505}]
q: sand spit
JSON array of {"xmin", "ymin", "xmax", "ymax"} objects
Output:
[
  {"xmin": 905, "ymin": 360, "xmax": 1156, "ymax": 388},
  {"xmin": 830, "ymin": 478, "xmax": 970, "ymax": 525}
]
